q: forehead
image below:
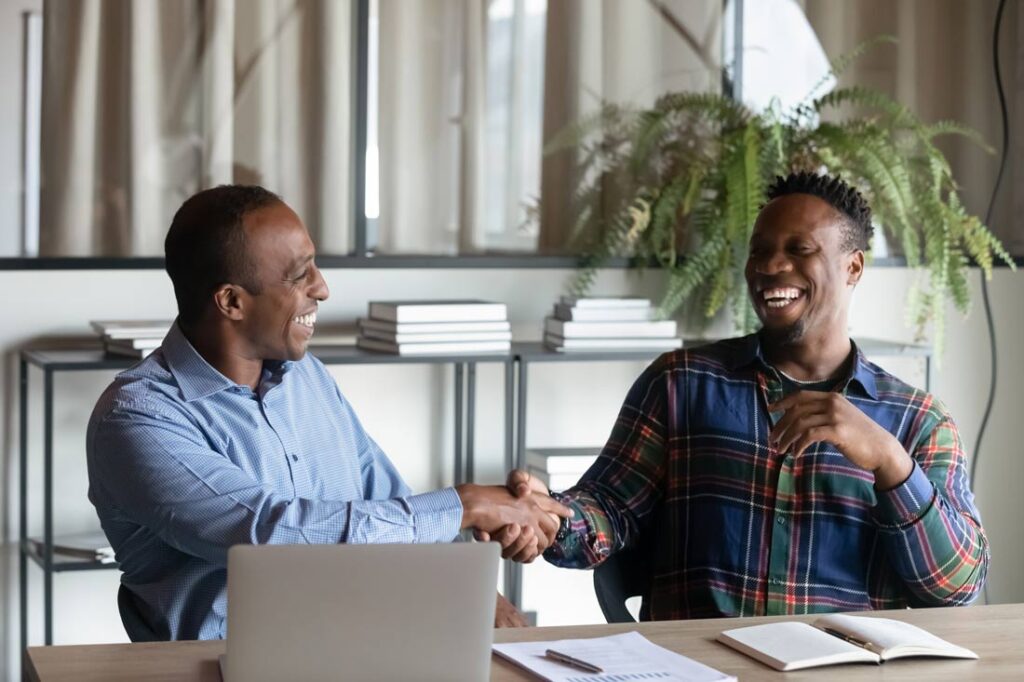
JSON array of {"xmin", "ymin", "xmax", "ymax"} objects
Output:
[
  {"xmin": 242, "ymin": 202, "xmax": 314, "ymax": 270},
  {"xmin": 752, "ymin": 193, "xmax": 846, "ymax": 243}
]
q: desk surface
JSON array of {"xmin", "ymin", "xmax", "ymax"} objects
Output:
[{"xmin": 25, "ymin": 603, "xmax": 1021, "ymax": 681}]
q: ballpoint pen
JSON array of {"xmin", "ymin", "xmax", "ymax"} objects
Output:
[
  {"xmin": 821, "ymin": 627, "xmax": 877, "ymax": 653},
  {"xmin": 544, "ymin": 649, "xmax": 604, "ymax": 673}
]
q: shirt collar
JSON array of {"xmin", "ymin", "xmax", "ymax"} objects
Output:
[
  {"xmin": 163, "ymin": 321, "xmax": 295, "ymax": 402},
  {"xmin": 728, "ymin": 332, "xmax": 879, "ymax": 400},
  {"xmin": 163, "ymin": 321, "xmax": 237, "ymax": 402}
]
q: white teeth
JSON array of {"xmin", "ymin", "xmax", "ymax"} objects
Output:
[
  {"xmin": 293, "ymin": 312, "xmax": 317, "ymax": 328},
  {"xmin": 762, "ymin": 287, "xmax": 802, "ymax": 309}
]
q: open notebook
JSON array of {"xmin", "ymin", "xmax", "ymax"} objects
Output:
[{"xmin": 717, "ymin": 613, "xmax": 978, "ymax": 672}]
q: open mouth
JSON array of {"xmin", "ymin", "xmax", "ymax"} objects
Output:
[
  {"xmin": 760, "ymin": 287, "xmax": 805, "ymax": 310},
  {"xmin": 293, "ymin": 311, "xmax": 317, "ymax": 329}
]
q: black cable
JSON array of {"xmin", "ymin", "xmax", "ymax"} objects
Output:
[
  {"xmin": 971, "ymin": 0, "xmax": 1009, "ymax": 606},
  {"xmin": 972, "ymin": 0, "xmax": 1009, "ymax": 491}
]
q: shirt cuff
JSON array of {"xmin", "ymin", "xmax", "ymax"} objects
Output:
[
  {"xmin": 873, "ymin": 461, "xmax": 936, "ymax": 528},
  {"xmin": 407, "ymin": 488, "xmax": 463, "ymax": 543}
]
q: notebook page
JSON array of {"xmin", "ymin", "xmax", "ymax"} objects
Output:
[
  {"xmin": 493, "ymin": 631, "xmax": 735, "ymax": 682},
  {"xmin": 717, "ymin": 621, "xmax": 879, "ymax": 670},
  {"xmin": 814, "ymin": 614, "xmax": 978, "ymax": 660}
]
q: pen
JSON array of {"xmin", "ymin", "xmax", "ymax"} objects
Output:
[
  {"xmin": 544, "ymin": 649, "xmax": 604, "ymax": 673},
  {"xmin": 821, "ymin": 627, "xmax": 876, "ymax": 652}
]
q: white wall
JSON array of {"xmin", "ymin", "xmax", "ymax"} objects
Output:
[{"xmin": 1, "ymin": 265, "xmax": 1021, "ymax": 680}]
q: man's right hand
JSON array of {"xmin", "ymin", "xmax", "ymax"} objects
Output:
[
  {"xmin": 456, "ymin": 481, "xmax": 569, "ymax": 562},
  {"xmin": 473, "ymin": 469, "xmax": 566, "ymax": 562}
]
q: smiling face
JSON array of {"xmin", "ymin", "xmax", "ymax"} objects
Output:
[
  {"xmin": 236, "ymin": 201, "xmax": 330, "ymax": 361},
  {"xmin": 744, "ymin": 193, "xmax": 863, "ymax": 346}
]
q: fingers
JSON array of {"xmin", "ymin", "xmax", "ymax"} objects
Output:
[
  {"xmin": 492, "ymin": 524, "xmax": 521, "ymax": 550},
  {"xmin": 473, "ymin": 529, "xmax": 491, "ymax": 542},
  {"xmin": 495, "ymin": 520, "xmax": 536, "ymax": 557},
  {"xmin": 774, "ymin": 411, "xmax": 832, "ymax": 455},
  {"xmin": 534, "ymin": 493, "xmax": 572, "ymax": 518}
]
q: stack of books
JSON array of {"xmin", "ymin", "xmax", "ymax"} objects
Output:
[
  {"xmin": 31, "ymin": 531, "xmax": 115, "ymax": 564},
  {"xmin": 356, "ymin": 300, "xmax": 512, "ymax": 355},
  {"xmin": 543, "ymin": 297, "xmax": 682, "ymax": 352},
  {"xmin": 91, "ymin": 319, "xmax": 173, "ymax": 358},
  {"xmin": 525, "ymin": 447, "xmax": 601, "ymax": 492}
]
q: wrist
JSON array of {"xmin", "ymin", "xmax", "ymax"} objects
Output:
[
  {"xmin": 455, "ymin": 484, "xmax": 481, "ymax": 529},
  {"xmin": 873, "ymin": 443, "xmax": 913, "ymax": 491}
]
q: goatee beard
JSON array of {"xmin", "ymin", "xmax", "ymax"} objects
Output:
[{"xmin": 760, "ymin": 319, "xmax": 807, "ymax": 346}]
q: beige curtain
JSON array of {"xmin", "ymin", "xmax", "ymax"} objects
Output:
[
  {"xmin": 39, "ymin": 0, "xmax": 352, "ymax": 257},
  {"xmin": 802, "ymin": 0, "xmax": 1021, "ymax": 254},
  {"xmin": 376, "ymin": 0, "xmax": 487, "ymax": 255},
  {"xmin": 538, "ymin": 0, "xmax": 723, "ymax": 253}
]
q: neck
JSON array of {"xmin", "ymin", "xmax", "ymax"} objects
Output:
[
  {"xmin": 180, "ymin": 320, "xmax": 263, "ymax": 390},
  {"xmin": 760, "ymin": 323, "xmax": 852, "ymax": 382}
]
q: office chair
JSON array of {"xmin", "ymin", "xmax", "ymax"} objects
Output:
[
  {"xmin": 592, "ymin": 544, "xmax": 651, "ymax": 623},
  {"xmin": 117, "ymin": 584, "xmax": 161, "ymax": 642}
]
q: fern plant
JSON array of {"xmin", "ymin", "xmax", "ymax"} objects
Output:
[{"xmin": 552, "ymin": 38, "xmax": 1013, "ymax": 353}]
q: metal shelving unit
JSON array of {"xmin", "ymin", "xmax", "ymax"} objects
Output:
[{"xmin": 19, "ymin": 345, "xmax": 513, "ymax": 651}]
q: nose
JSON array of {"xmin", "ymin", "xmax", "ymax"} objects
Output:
[
  {"xmin": 310, "ymin": 265, "xmax": 330, "ymax": 302},
  {"xmin": 753, "ymin": 249, "xmax": 793, "ymax": 275}
]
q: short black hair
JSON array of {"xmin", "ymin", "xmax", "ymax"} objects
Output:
[
  {"xmin": 766, "ymin": 171, "xmax": 873, "ymax": 252},
  {"xmin": 164, "ymin": 185, "xmax": 281, "ymax": 326}
]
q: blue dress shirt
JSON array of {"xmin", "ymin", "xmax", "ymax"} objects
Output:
[{"xmin": 86, "ymin": 322, "xmax": 463, "ymax": 640}]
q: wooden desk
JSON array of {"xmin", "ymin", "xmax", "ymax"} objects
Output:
[{"xmin": 26, "ymin": 603, "xmax": 1022, "ymax": 681}]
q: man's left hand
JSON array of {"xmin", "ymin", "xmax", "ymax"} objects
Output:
[
  {"xmin": 768, "ymin": 391, "xmax": 913, "ymax": 490},
  {"xmin": 494, "ymin": 593, "xmax": 528, "ymax": 627}
]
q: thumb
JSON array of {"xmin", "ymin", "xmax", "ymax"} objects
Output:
[{"xmin": 506, "ymin": 468, "xmax": 533, "ymax": 498}]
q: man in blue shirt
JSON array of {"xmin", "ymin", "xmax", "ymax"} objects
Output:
[{"xmin": 86, "ymin": 185, "xmax": 567, "ymax": 640}]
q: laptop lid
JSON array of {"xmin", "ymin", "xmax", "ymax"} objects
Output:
[{"xmin": 224, "ymin": 542, "xmax": 500, "ymax": 682}]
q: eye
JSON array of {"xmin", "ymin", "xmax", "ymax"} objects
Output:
[{"xmin": 291, "ymin": 269, "xmax": 309, "ymax": 283}]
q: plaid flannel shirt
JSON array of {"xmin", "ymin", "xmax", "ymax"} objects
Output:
[{"xmin": 545, "ymin": 334, "xmax": 988, "ymax": 619}]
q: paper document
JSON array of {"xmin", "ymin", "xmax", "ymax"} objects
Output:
[{"xmin": 492, "ymin": 631, "xmax": 736, "ymax": 682}]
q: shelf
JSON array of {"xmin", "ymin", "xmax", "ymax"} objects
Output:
[{"xmin": 22, "ymin": 540, "xmax": 119, "ymax": 573}]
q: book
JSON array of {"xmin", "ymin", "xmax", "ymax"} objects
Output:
[
  {"xmin": 31, "ymin": 531, "xmax": 115, "ymax": 563},
  {"xmin": 493, "ymin": 631, "xmax": 736, "ymax": 682},
  {"xmin": 90, "ymin": 320, "xmax": 172, "ymax": 339},
  {"xmin": 104, "ymin": 343, "xmax": 159, "ymax": 358},
  {"xmin": 544, "ymin": 318, "xmax": 677, "ymax": 338},
  {"xmin": 525, "ymin": 447, "xmax": 601, "ymax": 474},
  {"xmin": 358, "ymin": 328, "xmax": 512, "ymax": 344},
  {"xmin": 367, "ymin": 300, "xmax": 507, "ymax": 323},
  {"xmin": 544, "ymin": 334, "xmax": 683, "ymax": 352},
  {"xmin": 559, "ymin": 296, "xmax": 652, "ymax": 309},
  {"xmin": 356, "ymin": 337, "xmax": 511, "ymax": 356},
  {"xmin": 358, "ymin": 318, "xmax": 511, "ymax": 334},
  {"xmin": 554, "ymin": 302, "xmax": 655, "ymax": 322},
  {"xmin": 716, "ymin": 613, "xmax": 979, "ymax": 672},
  {"xmin": 105, "ymin": 337, "xmax": 163, "ymax": 350}
]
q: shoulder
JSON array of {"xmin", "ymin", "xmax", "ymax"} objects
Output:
[
  {"xmin": 647, "ymin": 336, "xmax": 750, "ymax": 378},
  {"xmin": 91, "ymin": 350, "xmax": 182, "ymax": 424},
  {"xmin": 858, "ymin": 355, "xmax": 953, "ymax": 425}
]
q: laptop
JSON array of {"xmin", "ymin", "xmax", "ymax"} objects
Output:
[{"xmin": 222, "ymin": 542, "xmax": 500, "ymax": 681}]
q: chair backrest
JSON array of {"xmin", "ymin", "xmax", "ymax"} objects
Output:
[
  {"xmin": 592, "ymin": 544, "xmax": 651, "ymax": 623},
  {"xmin": 117, "ymin": 584, "xmax": 161, "ymax": 642}
]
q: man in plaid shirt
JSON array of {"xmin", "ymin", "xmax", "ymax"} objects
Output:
[{"xmin": 515, "ymin": 172, "xmax": 989, "ymax": 618}]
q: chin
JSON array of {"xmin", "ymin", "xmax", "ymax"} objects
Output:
[{"xmin": 760, "ymin": 319, "xmax": 807, "ymax": 346}]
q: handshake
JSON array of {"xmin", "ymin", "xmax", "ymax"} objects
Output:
[{"xmin": 455, "ymin": 470, "xmax": 572, "ymax": 563}]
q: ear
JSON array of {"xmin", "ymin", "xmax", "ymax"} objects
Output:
[
  {"xmin": 211, "ymin": 284, "xmax": 247, "ymax": 321},
  {"xmin": 846, "ymin": 250, "xmax": 865, "ymax": 287}
]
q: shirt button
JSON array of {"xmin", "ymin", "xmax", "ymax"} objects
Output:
[
  {"xmin": 291, "ymin": 454, "xmax": 299, "ymax": 462},
  {"xmin": 776, "ymin": 516, "xmax": 786, "ymax": 525}
]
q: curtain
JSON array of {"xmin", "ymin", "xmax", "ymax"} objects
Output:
[
  {"xmin": 801, "ymin": 0, "xmax": 1020, "ymax": 254},
  {"xmin": 537, "ymin": 0, "xmax": 723, "ymax": 253},
  {"xmin": 39, "ymin": 0, "xmax": 352, "ymax": 257}
]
